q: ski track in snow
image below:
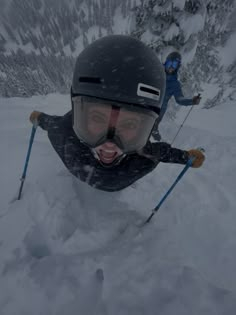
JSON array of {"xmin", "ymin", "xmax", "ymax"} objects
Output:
[{"xmin": 0, "ymin": 94, "xmax": 236, "ymax": 315}]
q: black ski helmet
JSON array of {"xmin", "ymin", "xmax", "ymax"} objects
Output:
[
  {"xmin": 166, "ymin": 51, "xmax": 182, "ymax": 62},
  {"xmin": 71, "ymin": 35, "xmax": 166, "ymax": 114}
]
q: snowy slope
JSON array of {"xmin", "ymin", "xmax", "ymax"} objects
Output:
[{"xmin": 0, "ymin": 94, "xmax": 236, "ymax": 314}]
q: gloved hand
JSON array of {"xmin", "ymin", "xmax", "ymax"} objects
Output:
[
  {"xmin": 188, "ymin": 149, "xmax": 205, "ymax": 168},
  {"xmin": 192, "ymin": 94, "xmax": 201, "ymax": 105},
  {"xmin": 29, "ymin": 111, "xmax": 42, "ymax": 124}
]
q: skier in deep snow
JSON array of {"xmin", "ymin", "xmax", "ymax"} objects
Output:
[
  {"xmin": 152, "ymin": 51, "xmax": 201, "ymax": 141},
  {"xmin": 30, "ymin": 35, "xmax": 205, "ymax": 192}
]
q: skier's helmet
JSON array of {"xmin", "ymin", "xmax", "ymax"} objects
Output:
[
  {"xmin": 164, "ymin": 51, "xmax": 182, "ymax": 72},
  {"xmin": 71, "ymin": 35, "xmax": 166, "ymax": 153}
]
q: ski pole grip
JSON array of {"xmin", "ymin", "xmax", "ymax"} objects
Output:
[
  {"xmin": 33, "ymin": 120, "xmax": 39, "ymax": 128},
  {"xmin": 187, "ymin": 147, "xmax": 205, "ymax": 167}
]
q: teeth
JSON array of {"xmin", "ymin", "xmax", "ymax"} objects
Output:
[
  {"xmin": 103, "ymin": 149, "xmax": 116, "ymax": 153},
  {"xmin": 102, "ymin": 153, "xmax": 115, "ymax": 158},
  {"xmin": 99, "ymin": 150, "xmax": 117, "ymax": 162}
]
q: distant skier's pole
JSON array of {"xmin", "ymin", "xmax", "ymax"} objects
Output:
[
  {"xmin": 17, "ymin": 123, "xmax": 38, "ymax": 200},
  {"xmin": 171, "ymin": 105, "xmax": 194, "ymax": 145},
  {"xmin": 143, "ymin": 156, "xmax": 195, "ymax": 225}
]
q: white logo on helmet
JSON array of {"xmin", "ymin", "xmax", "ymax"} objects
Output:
[{"xmin": 137, "ymin": 83, "xmax": 160, "ymax": 101}]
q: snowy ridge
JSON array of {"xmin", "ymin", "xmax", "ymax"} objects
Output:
[{"xmin": 0, "ymin": 94, "xmax": 236, "ymax": 314}]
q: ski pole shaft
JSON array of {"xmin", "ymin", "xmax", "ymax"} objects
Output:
[
  {"xmin": 171, "ymin": 105, "xmax": 194, "ymax": 145},
  {"xmin": 17, "ymin": 124, "xmax": 38, "ymax": 200},
  {"xmin": 143, "ymin": 157, "xmax": 195, "ymax": 225}
]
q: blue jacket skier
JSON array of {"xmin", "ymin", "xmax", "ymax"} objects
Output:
[
  {"xmin": 30, "ymin": 36, "xmax": 205, "ymax": 192},
  {"xmin": 152, "ymin": 52, "xmax": 201, "ymax": 140}
]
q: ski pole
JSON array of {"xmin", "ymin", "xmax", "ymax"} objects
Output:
[
  {"xmin": 17, "ymin": 123, "xmax": 38, "ymax": 200},
  {"xmin": 171, "ymin": 105, "xmax": 194, "ymax": 145},
  {"xmin": 171, "ymin": 93, "xmax": 201, "ymax": 146},
  {"xmin": 143, "ymin": 156, "xmax": 196, "ymax": 225}
]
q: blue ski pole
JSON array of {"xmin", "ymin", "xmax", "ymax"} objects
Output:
[
  {"xmin": 143, "ymin": 156, "xmax": 197, "ymax": 225},
  {"xmin": 17, "ymin": 123, "xmax": 38, "ymax": 200}
]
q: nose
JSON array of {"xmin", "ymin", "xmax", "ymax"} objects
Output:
[{"xmin": 109, "ymin": 108, "xmax": 120, "ymax": 127}]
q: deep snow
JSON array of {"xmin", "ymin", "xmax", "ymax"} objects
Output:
[{"xmin": 0, "ymin": 92, "xmax": 236, "ymax": 314}]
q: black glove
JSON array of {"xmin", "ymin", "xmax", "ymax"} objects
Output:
[{"xmin": 192, "ymin": 93, "xmax": 201, "ymax": 105}]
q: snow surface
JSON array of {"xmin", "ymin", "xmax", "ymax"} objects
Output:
[{"xmin": 0, "ymin": 92, "xmax": 236, "ymax": 314}]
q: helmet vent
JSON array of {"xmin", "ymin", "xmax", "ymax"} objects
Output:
[
  {"xmin": 140, "ymin": 86, "xmax": 159, "ymax": 96},
  {"xmin": 137, "ymin": 83, "xmax": 160, "ymax": 101},
  {"xmin": 79, "ymin": 77, "xmax": 102, "ymax": 84}
]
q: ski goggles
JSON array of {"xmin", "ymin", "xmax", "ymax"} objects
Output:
[
  {"xmin": 72, "ymin": 96, "xmax": 158, "ymax": 153},
  {"xmin": 165, "ymin": 59, "xmax": 181, "ymax": 70}
]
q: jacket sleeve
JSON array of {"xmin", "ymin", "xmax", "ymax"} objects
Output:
[
  {"xmin": 37, "ymin": 111, "xmax": 73, "ymax": 164},
  {"xmin": 143, "ymin": 142, "xmax": 189, "ymax": 165},
  {"xmin": 38, "ymin": 111, "xmax": 72, "ymax": 132},
  {"xmin": 174, "ymin": 81, "xmax": 194, "ymax": 106}
]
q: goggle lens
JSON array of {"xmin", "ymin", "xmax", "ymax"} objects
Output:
[
  {"xmin": 165, "ymin": 59, "xmax": 180, "ymax": 70},
  {"xmin": 72, "ymin": 96, "xmax": 158, "ymax": 153}
]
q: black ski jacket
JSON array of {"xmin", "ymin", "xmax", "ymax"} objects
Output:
[{"xmin": 38, "ymin": 111, "xmax": 189, "ymax": 192}]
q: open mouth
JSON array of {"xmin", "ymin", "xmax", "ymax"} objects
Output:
[{"xmin": 98, "ymin": 149, "xmax": 118, "ymax": 164}]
